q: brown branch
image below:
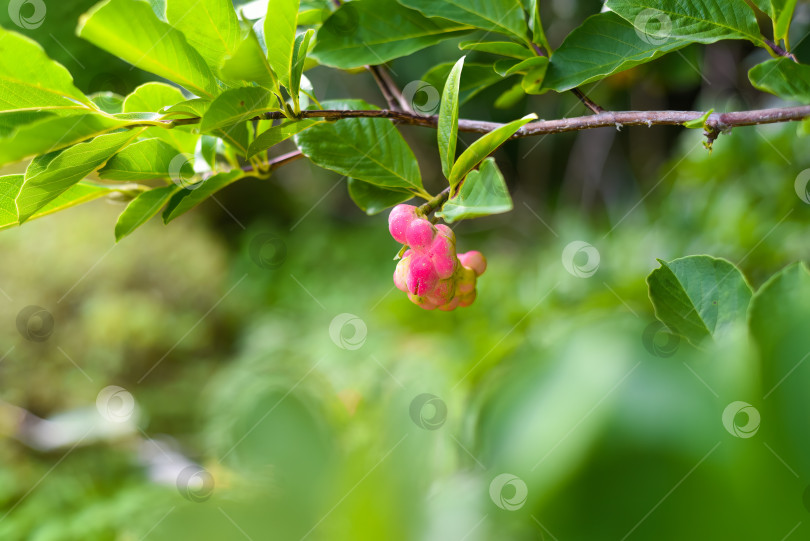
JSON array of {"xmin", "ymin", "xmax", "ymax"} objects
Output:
[
  {"xmin": 268, "ymin": 150, "xmax": 304, "ymax": 170},
  {"xmin": 239, "ymin": 105, "xmax": 810, "ymax": 137},
  {"xmin": 162, "ymin": 106, "xmax": 810, "ymax": 159}
]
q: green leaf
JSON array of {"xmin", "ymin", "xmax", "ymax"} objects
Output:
[
  {"xmin": 0, "ymin": 27, "xmax": 92, "ymax": 113},
  {"xmin": 16, "ymin": 130, "xmax": 141, "ymax": 222},
  {"xmin": 458, "ymin": 41, "xmax": 533, "ymax": 59},
  {"xmin": 605, "ymin": 0, "xmax": 763, "ymax": 45},
  {"xmin": 422, "ymin": 62, "xmax": 506, "ymax": 105},
  {"xmin": 115, "ymin": 185, "xmax": 179, "ymax": 241},
  {"xmin": 646, "ymin": 255, "xmax": 753, "ymax": 346},
  {"xmin": 311, "ymin": 0, "xmax": 470, "ymax": 69},
  {"xmin": 399, "ymin": 0, "xmax": 528, "ymax": 42},
  {"xmin": 221, "ymin": 28, "xmax": 279, "ymax": 89},
  {"xmin": 77, "ymin": 0, "xmax": 220, "ymax": 98},
  {"xmin": 290, "ymin": 29, "xmax": 315, "ymax": 111},
  {"xmin": 123, "ymin": 82, "xmax": 198, "ymax": 153},
  {"xmin": 166, "ymin": 0, "xmax": 241, "ymax": 74},
  {"xmin": 247, "ymin": 119, "xmax": 322, "ymax": 159},
  {"xmin": 347, "ymin": 179, "xmax": 413, "ymax": 215},
  {"xmin": 504, "ymin": 56, "xmax": 547, "ymax": 76},
  {"xmin": 200, "ymin": 87, "xmax": 277, "ymax": 132},
  {"xmin": 749, "ymin": 59, "xmax": 810, "ymax": 104},
  {"xmin": 773, "ymin": 0, "xmax": 798, "ymax": 44},
  {"xmin": 748, "ymin": 263, "xmax": 810, "ymax": 473},
  {"xmin": 521, "ymin": 59, "xmax": 549, "ymax": 94},
  {"xmin": 436, "ymin": 158, "xmax": 512, "ymax": 222},
  {"xmin": 0, "ymin": 113, "xmax": 130, "ymax": 167},
  {"xmin": 683, "ymin": 109, "xmax": 713, "ymax": 129},
  {"xmin": 447, "ymin": 113, "xmax": 536, "ymax": 189},
  {"xmin": 99, "ymin": 138, "xmax": 184, "ymax": 180},
  {"xmin": 0, "ymin": 175, "xmax": 114, "ymax": 230},
  {"xmin": 438, "ymin": 57, "xmax": 465, "ymax": 179},
  {"xmin": 163, "ymin": 170, "xmax": 244, "ymax": 222},
  {"xmin": 529, "ymin": 0, "xmax": 551, "ymax": 52},
  {"xmin": 264, "ymin": 0, "xmax": 300, "ymax": 88},
  {"xmin": 294, "ymin": 100, "xmax": 423, "ymax": 191},
  {"xmin": 543, "ymin": 12, "xmax": 690, "ymax": 92},
  {"xmin": 163, "ymin": 98, "xmax": 211, "ymax": 118},
  {"xmin": 89, "ymin": 92, "xmax": 124, "ymax": 114},
  {"xmin": 494, "ymin": 82, "xmax": 525, "ymax": 109}
]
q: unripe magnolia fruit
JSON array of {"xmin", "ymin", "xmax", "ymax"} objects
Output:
[
  {"xmin": 406, "ymin": 218, "xmax": 435, "ymax": 250},
  {"xmin": 406, "ymin": 254, "xmax": 439, "ymax": 296},
  {"xmin": 388, "ymin": 206, "xmax": 484, "ymax": 311},
  {"xmin": 458, "ymin": 251, "xmax": 487, "ymax": 276},
  {"xmin": 389, "ymin": 204, "xmax": 418, "ymax": 244}
]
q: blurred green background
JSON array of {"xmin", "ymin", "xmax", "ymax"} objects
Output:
[{"xmin": 2, "ymin": 1, "xmax": 810, "ymax": 539}]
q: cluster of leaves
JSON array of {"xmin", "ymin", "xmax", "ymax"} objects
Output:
[{"xmin": 0, "ymin": 0, "xmax": 808, "ymax": 242}]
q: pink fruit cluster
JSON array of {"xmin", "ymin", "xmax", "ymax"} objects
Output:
[{"xmin": 388, "ymin": 204, "xmax": 486, "ymax": 311}]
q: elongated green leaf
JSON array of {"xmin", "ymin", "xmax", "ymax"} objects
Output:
[
  {"xmin": 115, "ymin": 185, "xmax": 179, "ymax": 241},
  {"xmin": 458, "ymin": 41, "xmax": 533, "ymax": 59},
  {"xmin": 290, "ymin": 29, "xmax": 314, "ymax": 110},
  {"xmin": 749, "ymin": 263, "xmax": 810, "ymax": 472},
  {"xmin": 77, "ymin": 0, "xmax": 220, "ymax": 98},
  {"xmin": 221, "ymin": 28, "xmax": 279, "ymax": 89},
  {"xmin": 16, "ymin": 130, "xmax": 141, "ymax": 222},
  {"xmin": 123, "ymin": 82, "xmax": 198, "ymax": 153},
  {"xmin": 166, "ymin": 0, "xmax": 241, "ymax": 74},
  {"xmin": 774, "ymin": 0, "xmax": 798, "ymax": 44},
  {"xmin": 347, "ymin": 179, "xmax": 412, "ymax": 215},
  {"xmin": 0, "ymin": 27, "xmax": 92, "ymax": 113},
  {"xmin": 543, "ymin": 12, "xmax": 690, "ymax": 92},
  {"xmin": 0, "ymin": 114, "xmax": 130, "ymax": 167},
  {"xmin": 163, "ymin": 170, "xmax": 243, "ymax": 222},
  {"xmin": 201, "ymin": 87, "xmax": 277, "ymax": 133},
  {"xmin": 436, "ymin": 158, "xmax": 512, "ymax": 222},
  {"xmin": 400, "ymin": 0, "xmax": 528, "ymax": 42},
  {"xmin": 247, "ymin": 119, "xmax": 321, "ymax": 158},
  {"xmin": 529, "ymin": 0, "xmax": 551, "ymax": 52},
  {"xmin": 99, "ymin": 138, "xmax": 184, "ymax": 180},
  {"xmin": 265, "ymin": 0, "xmax": 300, "ymax": 88},
  {"xmin": 1, "ymin": 175, "xmax": 114, "ymax": 230},
  {"xmin": 294, "ymin": 100, "xmax": 423, "ymax": 191},
  {"xmin": 422, "ymin": 62, "xmax": 506, "ymax": 105},
  {"xmin": 504, "ymin": 56, "xmax": 547, "ymax": 76},
  {"xmin": 312, "ymin": 0, "xmax": 470, "ymax": 69},
  {"xmin": 749, "ymin": 59, "xmax": 810, "ymax": 104},
  {"xmin": 605, "ymin": 0, "xmax": 762, "ymax": 45},
  {"xmin": 438, "ymin": 57, "xmax": 465, "ymax": 179},
  {"xmin": 448, "ymin": 113, "xmax": 536, "ymax": 188},
  {"xmin": 646, "ymin": 255, "xmax": 753, "ymax": 346}
]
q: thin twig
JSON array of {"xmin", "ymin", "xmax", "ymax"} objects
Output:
[
  {"xmin": 367, "ymin": 65, "xmax": 400, "ymax": 111},
  {"xmin": 571, "ymin": 88, "xmax": 605, "ymax": 114},
  {"xmin": 763, "ymin": 37, "xmax": 798, "ymax": 61},
  {"xmin": 418, "ymin": 187, "xmax": 451, "ymax": 215}
]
